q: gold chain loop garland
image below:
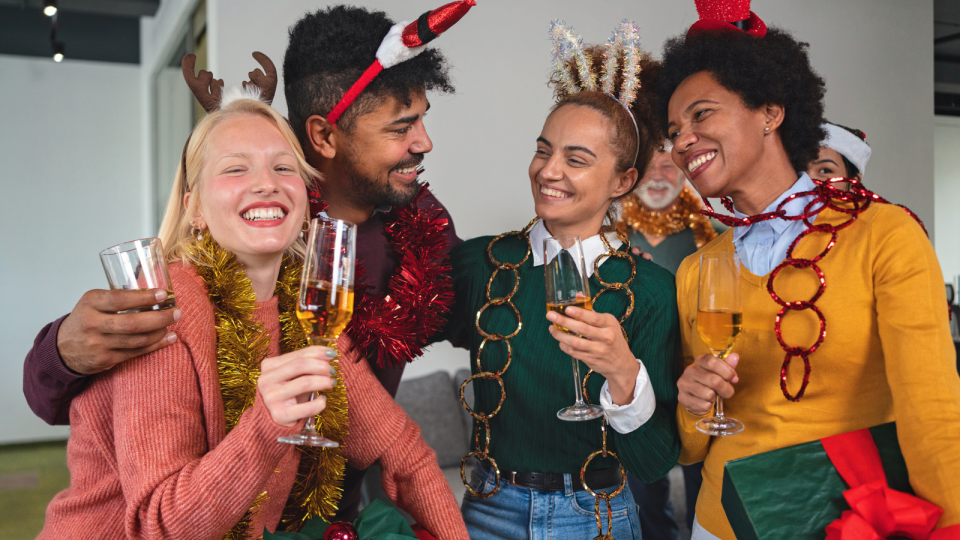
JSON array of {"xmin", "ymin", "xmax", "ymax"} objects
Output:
[{"xmin": 459, "ymin": 220, "xmax": 635, "ymax": 539}]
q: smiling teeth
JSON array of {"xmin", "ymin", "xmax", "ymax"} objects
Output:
[
  {"xmin": 394, "ymin": 166, "xmax": 417, "ymax": 175},
  {"xmin": 687, "ymin": 151, "xmax": 717, "ymax": 172},
  {"xmin": 540, "ymin": 185, "xmax": 571, "ymax": 199},
  {"xmin": 242, "ymin": 207, "xmax": 286, "ymax": 221}
]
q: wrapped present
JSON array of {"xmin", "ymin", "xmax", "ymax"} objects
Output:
[
  {"xmin": 263, "ymin": 499, "xmax": 434, "ymax": 540},
  {"xmin": 722, "ymin": 422, "xmax": 958, "ymax": 540}
]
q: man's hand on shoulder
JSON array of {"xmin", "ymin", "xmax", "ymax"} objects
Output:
[
  {"xmin": 630, "ymin": 245, "xmax": 653, "ymax": 261},
  {"xmin": 57, "ymin": 289, "xmax": 181, "ymax": 375}
]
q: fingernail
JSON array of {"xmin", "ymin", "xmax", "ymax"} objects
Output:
[
  {"xmin": 166, "ymin": 332, "xmax": 177, "ymax": 343},
  {"xmin": 155, "ymin": 290, "xmax": 168, "ymax": 302},
  {"xmin": 173, "ymin": 309, "xmax": 182, "ymax": 322},
  {"xmin": 566, "ymin": 307, "xmax": 577, "ymax": 315},
  {"xmin": 733, "ymin": 376, "xmax": 739, "ymax": 383},
  {"xmin": 329, "ymin": 366, "xmax": 337, "ymax": 376},
  {"xmin": 546, "ymin": 312, "xmax": 556, "ymax": 321},
  {"xmin": 325, "ymin": 349, "xmax": 338, "ymax": 359}
]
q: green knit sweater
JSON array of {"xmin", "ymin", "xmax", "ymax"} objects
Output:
[{"xmin": 448, "ymin": 232, "xmax": 681, "ymax": 482}]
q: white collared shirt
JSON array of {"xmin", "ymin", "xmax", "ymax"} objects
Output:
[{"xmin": 528, "ymin": 219, "xmax": 656, "ymax": 434}]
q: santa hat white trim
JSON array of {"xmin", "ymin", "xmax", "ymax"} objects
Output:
[{"xmin": 822, "ymin": 123, "xmax": 871, "ymax": 175}]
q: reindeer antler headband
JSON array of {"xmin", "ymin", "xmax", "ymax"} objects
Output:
[
  {"xmin": 550, "ymin": 19, "xmax": 643, "ymax": 156},
  {"xmin": 178, "ymin": 51, "xmax": 279, "ymax": 184},
  {"xmin": 325, "ymin": 0, "xmax": 476, "ymax": 126}
]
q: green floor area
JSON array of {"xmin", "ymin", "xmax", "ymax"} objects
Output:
[{"xmin": 0, "ymin": 440, "xmax": 70, "ymax": 539}]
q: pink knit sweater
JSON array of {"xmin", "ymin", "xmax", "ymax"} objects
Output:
[{"xmin": 39, "ymin": 263, "xmax": 468, "ymax": 540}]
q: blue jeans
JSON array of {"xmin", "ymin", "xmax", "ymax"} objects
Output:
[{"xmin": 461, "ymin": 463, "xmax": 642, "ymax": 540}]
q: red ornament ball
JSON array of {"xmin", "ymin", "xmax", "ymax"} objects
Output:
[{"xmin": 323, "ymin": 521, "xmax": 358, "ymax": 540}]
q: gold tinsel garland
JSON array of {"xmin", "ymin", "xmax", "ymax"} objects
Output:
[
  {"xmin": 187, "ymin": 235, "xmax": 348, "ymax": 539},
  {"xmin": 618, "ymin": 187, "xmax": 717, "ymax": 248}
]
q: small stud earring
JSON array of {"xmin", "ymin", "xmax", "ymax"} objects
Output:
[{"xmin": 765, "ymin": 127, "xmax": 770, "ymax": 132}]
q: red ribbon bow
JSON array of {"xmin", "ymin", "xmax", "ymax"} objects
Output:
[{"xmin": 821, "ymin": 429, "xmax": 959, "ymax": 540}]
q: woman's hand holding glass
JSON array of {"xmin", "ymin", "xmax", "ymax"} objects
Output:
[
  {"xmin": 677, "ymin": 352, "xmax": 740, "ymax": 416},
  {"xmin": 258, "ymin": 345, "xmax": 337, "ymax": 428},
  {"xmin": 546, "ymin": 307, "xmax": 640, "ymax": 405}
]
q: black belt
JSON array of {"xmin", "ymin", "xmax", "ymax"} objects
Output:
[{"xmin": 504, "ymin": 468, "xmax": 621, "ymax": 493}]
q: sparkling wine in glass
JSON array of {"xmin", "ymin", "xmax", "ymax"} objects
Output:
[
  {"xmin": 279, "ymin": 217, "xmax": 356, "ymax": 447},
  {"xmin": 696, "ymin": 251, "xmax": 744, "ymax": 436},
  {"xmin": 545, "ymin": 234, "xmax": 604, "ymax": 422}
]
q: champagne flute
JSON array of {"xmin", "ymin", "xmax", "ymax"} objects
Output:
[
  {"xmin": 545, "ymin": 235, "xmax": 604, "ymax": 422},
  {"xmin": 278, "ymin": 217, "xmax": 356, "ymax": 447},
  {"xmin": 696, "ymin": 251, "xmax": 744, "ymax": 436}
]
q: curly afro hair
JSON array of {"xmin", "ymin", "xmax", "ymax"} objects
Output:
[
  {"xmin": 283, "ymin": 5, "xmax": 455, "ymax": 144},
  {"xmin": 657, "ymin": 28, "xmax": 826, "ymax": 173}
]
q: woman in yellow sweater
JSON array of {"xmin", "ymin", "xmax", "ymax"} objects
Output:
[{"xmin": 657, "ymin": 2, "xmax": 960, "ymax": 539}]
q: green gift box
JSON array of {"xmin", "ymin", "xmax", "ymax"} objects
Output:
[
  {"xmin": 721, "ymin": 422, "xmax": 912, "ymax": 540},
  {"xmin": 263, "ymin": 499, "xmax": 419, "ymax": 540}
]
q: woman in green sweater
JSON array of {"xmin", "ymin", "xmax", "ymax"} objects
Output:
[{"xmin": 450, "ymin": 24, "xmax": 681, "ymax": 539}]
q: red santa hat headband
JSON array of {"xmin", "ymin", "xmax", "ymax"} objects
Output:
[
  {"xmin": 687, "ymin": 0, "xmax": 767, "ymax": 39},
  {"xmin": 325, "ymin": 0, "xmax": 476, "ymax": 126}
]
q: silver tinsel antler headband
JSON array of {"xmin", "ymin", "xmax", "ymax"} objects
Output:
[{"xmin": 549, "ymin": 19, "xmax": 643, "ymax": 146}]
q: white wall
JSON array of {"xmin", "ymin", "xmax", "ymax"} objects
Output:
[
  {"xmin": 935, "ymin": 116, "xmax": 960, "ymax": 284},
  {"xmin": 210, "ymin": 0, "xmax": 935, "ymax": 378},
  {"xmin": 0, "ymin": 55, "xmax": 142, "ymax": 443}
]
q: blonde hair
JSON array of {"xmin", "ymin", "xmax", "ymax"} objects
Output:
[{"xmin": 157, "ymin": 97, "xmax": 320, "ymax": 266}]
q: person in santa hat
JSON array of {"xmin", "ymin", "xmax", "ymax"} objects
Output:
[
  {"xmin": 660, "ymin": 1, "xmax": 960, "ymax": 539},
  {"xmin": 806, "ymin": 121, "xmax": 871, "ymax": 190}
]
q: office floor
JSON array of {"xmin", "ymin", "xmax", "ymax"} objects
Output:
[{"xmin": 0, "ymin": 440, "xmax": 69, "ymax": 539}]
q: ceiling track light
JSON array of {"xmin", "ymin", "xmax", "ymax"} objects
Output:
[
  {"xmin": 43, "ymin": 0, "xmax": 57, "ymax": 17},
  {"xmin": 53, "ymin": 42, "xmax": 64, "ymax": 62}
]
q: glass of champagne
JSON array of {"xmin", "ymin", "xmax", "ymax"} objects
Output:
[
  {"xmin": 545, "ymin": 234, "xmax": 604, "ymax": 422},
  {"xmin": 696, "ymin": 251, "xmax": 744, "ymax": 436},
  {"xmin": 99, "ymin": 238, "xmax": 177, "ymax": 312},
  {"xmin": 278, "ymin": 217, "xmax": 356, "ymax": 447}
]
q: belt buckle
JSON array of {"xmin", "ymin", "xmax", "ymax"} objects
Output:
[{"xmin": 506, "ymin": 471, "xmax": 520, "ymax": 487}]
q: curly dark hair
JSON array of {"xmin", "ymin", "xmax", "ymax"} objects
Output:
[
  {"xmin": 657, "ymin": 28, "xmax": 826, "ymax": 172},
  {"xmin": 283, "ymin": 5, "xmax": 455, "ymax": 145}
]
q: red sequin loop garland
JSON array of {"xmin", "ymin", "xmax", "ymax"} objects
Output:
[{"xmin": 701, "ymin": 178, "xmax": 928, "ymax": 402}]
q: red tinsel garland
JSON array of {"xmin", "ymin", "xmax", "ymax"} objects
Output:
[
  {"xmin": 700, "ymin": 177, "xmax": 931, "ymax": 402},
  {"xmin": 309, "ymin": 183, "xmax": 454, "ymax": 369}
]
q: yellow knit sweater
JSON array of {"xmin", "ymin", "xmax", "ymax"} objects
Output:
[{"xmin": 675, "ymin": 203, "xmax": 960, "ymax": 539}]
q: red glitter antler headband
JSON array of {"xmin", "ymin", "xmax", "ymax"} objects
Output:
[
  {"xmin": 687, "ymin": 0, "xmax": 767, "ymax": 39},
  {"xmin": 325, "ymin": 0, "xmax": 476, "ymax": 126}
]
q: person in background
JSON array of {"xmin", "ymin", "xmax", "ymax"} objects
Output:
[
  {"xmin": 661, "ymin": 1, "xmax": 960, "ymax": 538},
  {"xmin": 617, "ymin": 143, "xmax": 717, "ymax": 540},
  {"xmin": 806, "ymin": 121, "xmax": 871, "ymax": 191},
  {"xmin": 22, "ymin": 3, "xmax": 472, "ymax": 524}
]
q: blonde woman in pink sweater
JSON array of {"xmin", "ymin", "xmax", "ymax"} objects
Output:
[{"xmin": 39, "ymin": 75, "xmax": 467, "ymax": 538}]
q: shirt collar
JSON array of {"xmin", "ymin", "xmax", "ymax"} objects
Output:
[
  {"xmin": 731, "ymin": 173, "xmax": 816, "ymax": 241},
  {"xmin": 529, "ymin": 219, "xmax": 623, "ymax": 279}
]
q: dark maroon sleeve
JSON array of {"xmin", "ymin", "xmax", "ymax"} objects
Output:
[{"xmin": 23, "ymin": 315, "xmax": 88, "ymax": 426}]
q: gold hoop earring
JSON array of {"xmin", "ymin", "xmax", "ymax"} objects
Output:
[
  {"xmin": 300, "ymin": 219, "xmax": 310, "ymax": 238},
  {"xmin": 190, "ymin": 224, "xmax": 204, "ymax": 241}
]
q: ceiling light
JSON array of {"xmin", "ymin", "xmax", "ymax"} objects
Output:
[
  {"xmin": 53, "ymin": 42, "xmax": 64, "ymax": 62},
  {"xmin": 43, "ymin": 0, "xmax": 57, "ymax": 17}
]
